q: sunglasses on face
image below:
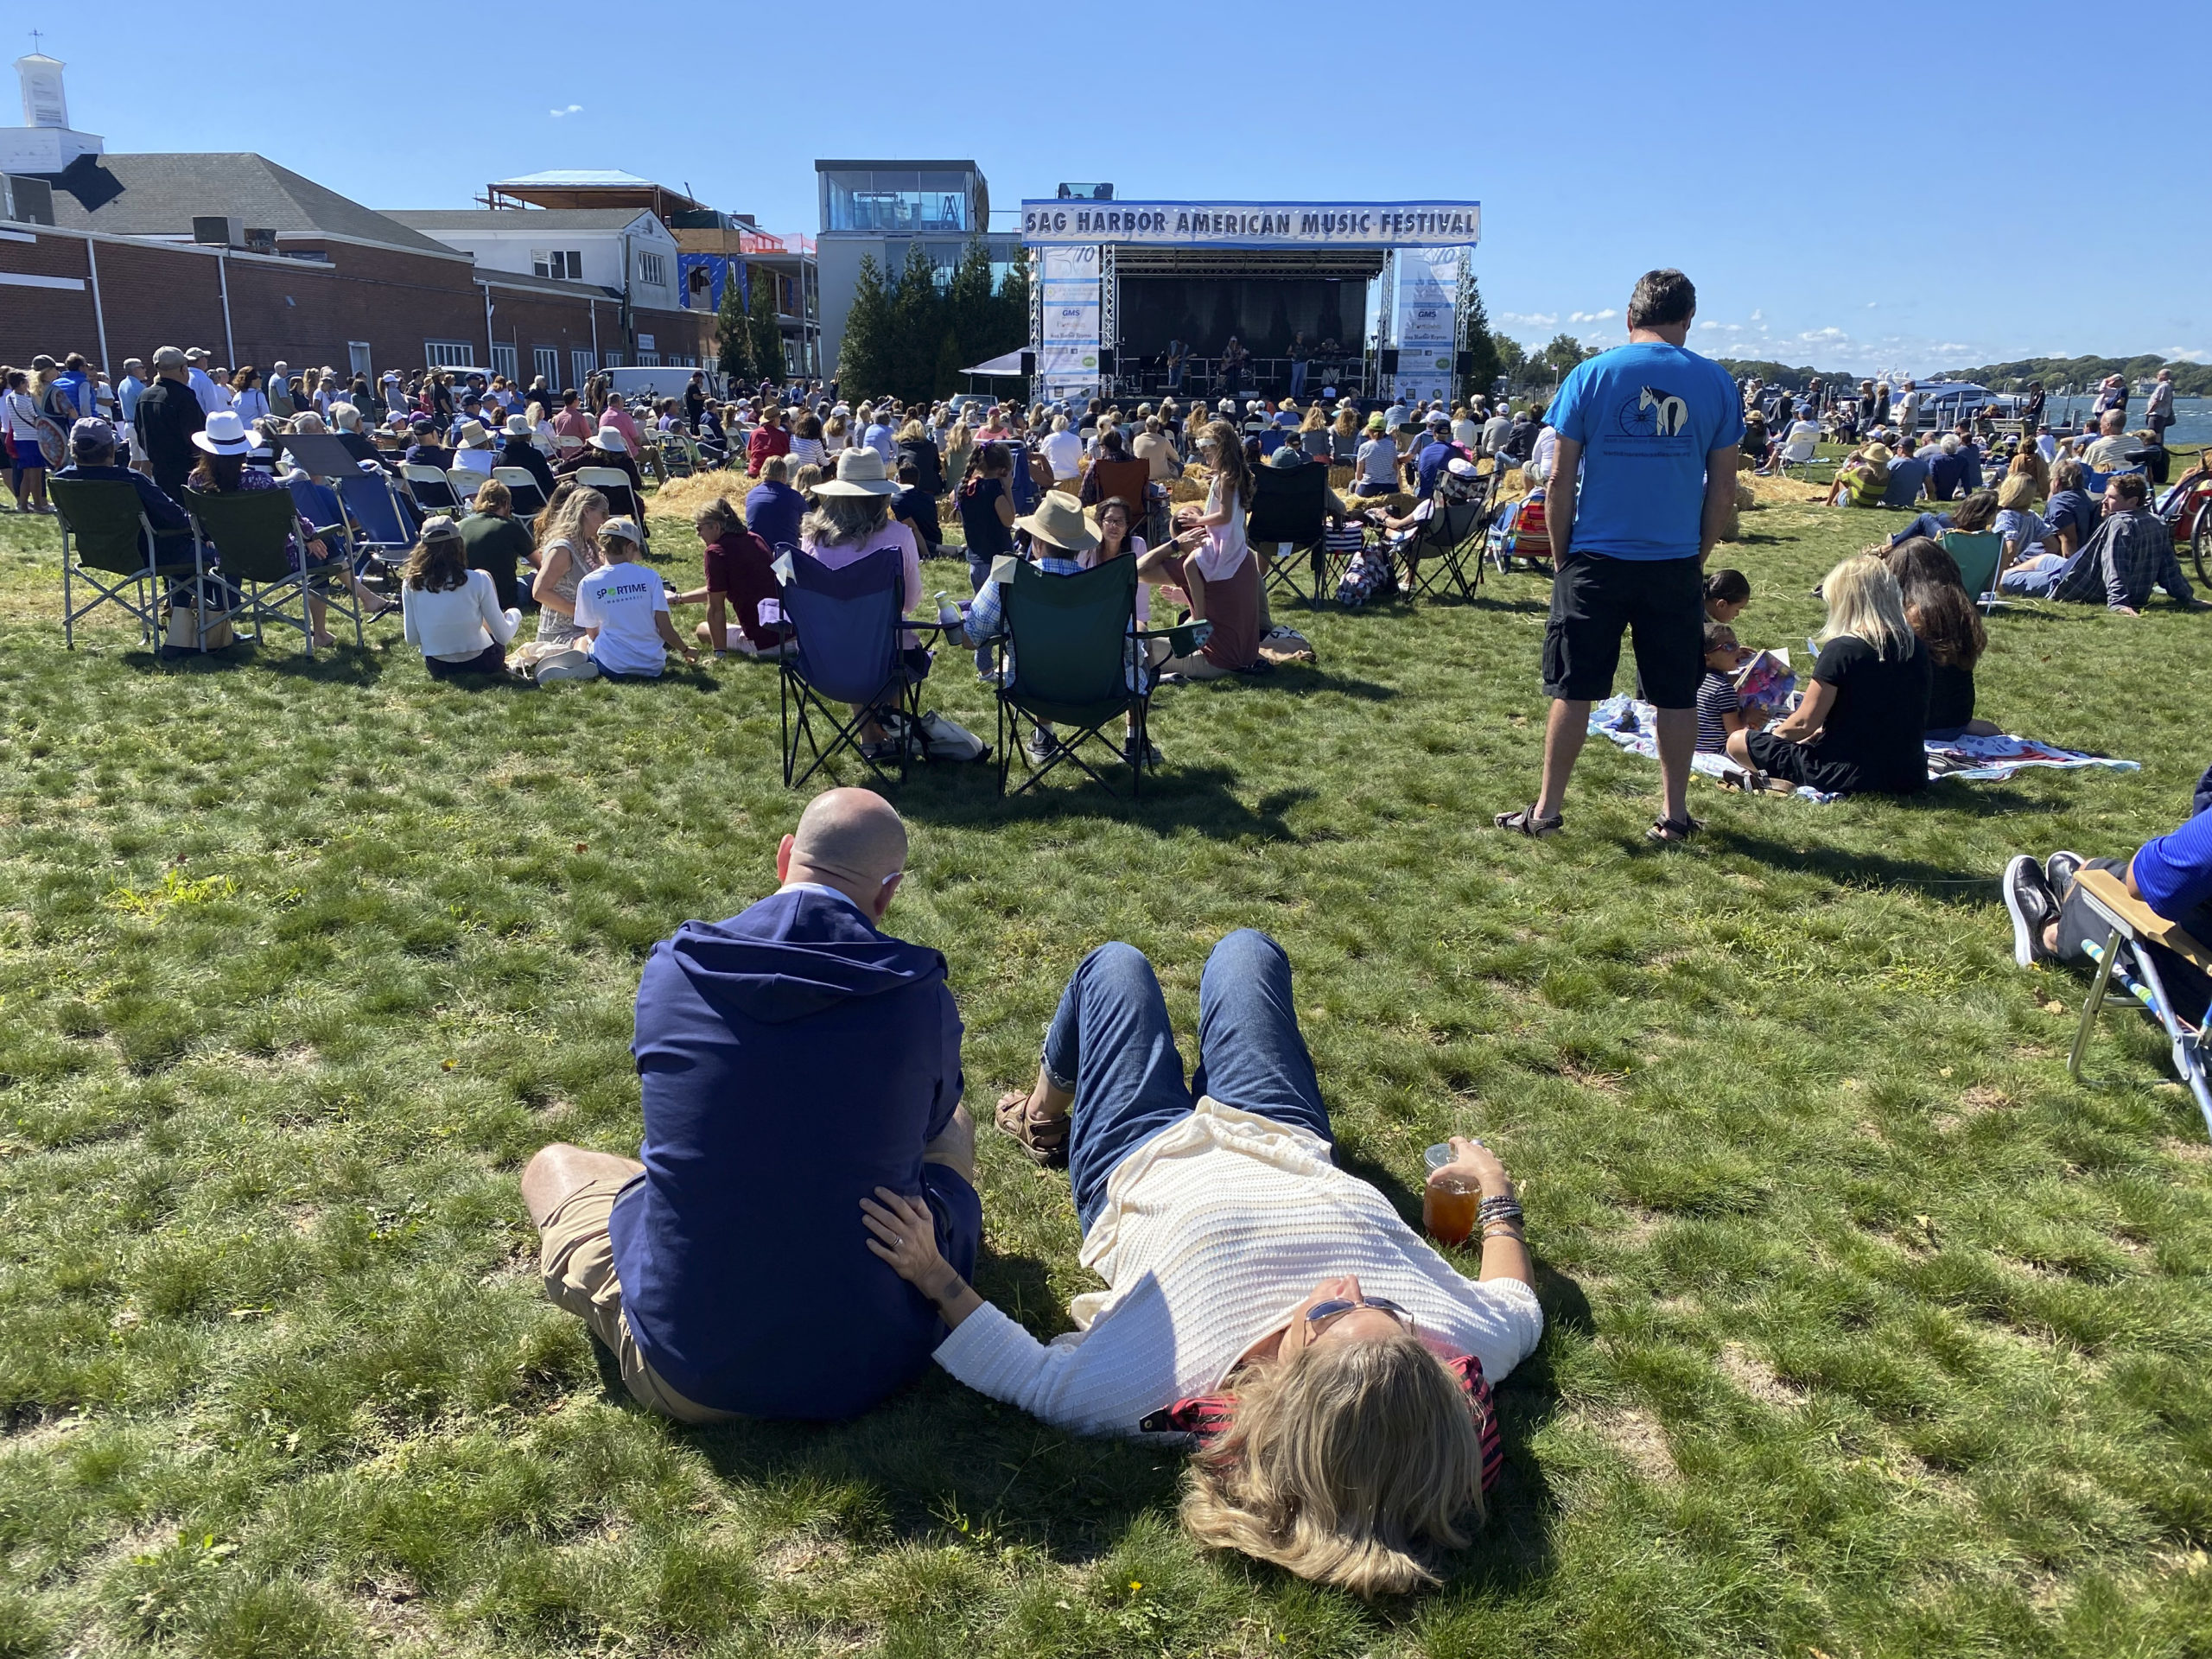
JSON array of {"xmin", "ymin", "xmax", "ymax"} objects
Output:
[{"xmin": 1304, "ymin": 1296, "xmax": 1411, "ymax": 1330}]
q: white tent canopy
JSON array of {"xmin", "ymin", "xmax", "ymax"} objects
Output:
[{"xmin": 962, "ymin": 350, "xmax": 1027, "ymax": 377}]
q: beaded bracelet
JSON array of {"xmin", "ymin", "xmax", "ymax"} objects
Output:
[
  {"xmin": 1477, "ymin": 1195, "xmax": 1523, "ymax": 1225},
  {"xmin": 1481, "ymin": 1220, "xmax": 1524, "ymax": 1241}
]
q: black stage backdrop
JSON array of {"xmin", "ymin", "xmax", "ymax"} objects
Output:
[{"xmin": 1119, "ymin": 277, "xmax": 1355, "ymax": 359}]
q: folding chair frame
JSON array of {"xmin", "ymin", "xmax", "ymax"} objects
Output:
[
  {"xmin": 995, "ymin": 639, "xmax": 1160, "ymax": 801},
  {"xmin": 53, "ymin": 481, "xmax": 205, "ymax": 652},
  {"xmin": 1403, "ymin": 494, "xmax": 1489, "ymax": 602},
  {"xmin": 2066, "ymin": 868, "xmax": 2212, "ymax": 1137},
  {"xmin": 777, "ymin": 624, "xmax": 918, "ymax": 791},
  {"xmin": 186, "ymin": 491, "xmax": 365, "ymax": 659}
]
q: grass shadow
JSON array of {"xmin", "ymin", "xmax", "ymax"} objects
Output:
[
  {"xmin": 885, "ymin": 761, "xmax": 1316, "ymax": 843},
  {"xmin": 1706, "ymin": 824, "xmax": 2000, "ymax": 906}
]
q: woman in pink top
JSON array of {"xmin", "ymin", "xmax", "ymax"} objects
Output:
[{"xmin": 799, "ymin": 448, "xmax": 925, "ymax": 760}]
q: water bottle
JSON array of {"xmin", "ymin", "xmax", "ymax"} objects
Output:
[{"xmin": 934, "ymin": 589, "xmax": 963, "ymax": 628}]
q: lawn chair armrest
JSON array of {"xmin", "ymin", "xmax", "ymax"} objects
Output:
[{"xmin": 2075, "ymin": 868, "xmax": 2212, "ymax": 975}]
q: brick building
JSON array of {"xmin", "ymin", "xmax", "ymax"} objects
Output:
[{"xmin": 0, "ymin": 150, "xmax": 712, "ymax": 389}]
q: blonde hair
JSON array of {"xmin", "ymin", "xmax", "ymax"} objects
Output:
[
  {"xmin": 1815, "ymin": 554, "xmax": 1916, "ymax": 660},
  {"xmin": 1996, "ymin": 474, "xmax": 2037, "ymax": 511},
  {"xmin": 1179, "ymin": 1334, "xmax": 1485, "ymax": 1597}
]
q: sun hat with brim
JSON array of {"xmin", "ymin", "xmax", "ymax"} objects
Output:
[
  {"xmin": 594, "ymin": 428, "xmax": 630, "ymax": 454},
  {"xmin": 812, "ymin": 447, "xmax": 899, "ymax": 497},
  {"xmin": 1447, "ymin": 457, "xmax": 1479, "ymax": 478},
  {"xmin": 1014, "ymin": 490, "xmax": 1100, "ymax": 555},
  {"xmin": 191, "ymin": 410, "xmax": 254, "ymax": 455},
  {"xmin": 503, "ymin": 414, "xmax": 531, "ymax": 436},
  {"xmin": 454, "ymin": 420, "xmax": 491, "ymax": 448},
  {"xmin": 600, "ymin": 517, "xmax": 644, "ymax": 545}
]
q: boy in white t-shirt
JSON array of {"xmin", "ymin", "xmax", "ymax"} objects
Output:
[{"xmin": 572, "ymin": 518, "xmax": 698, "ymax": 679}]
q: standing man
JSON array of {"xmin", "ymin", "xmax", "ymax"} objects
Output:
[
  {"xmin": 1165, "ymin": 335, "xmax": 1188, "ymax": 394},
  {"xmin": 1896, "ymin": 378, "xmax": 1921, "ymax": 442},
  {"xmin": 2145, "ymin": 368, "xmax": 2177, "ymax": 446},
  {"xmin": 1495, "ymin": 269, "xmax": 1743, "ymax": 844},
  {"xmin": 1287, "ymin": 331, "xmax": 1311, "ymax": 402},
  {"xmin": 133, "ymin": 346, "xmax": 207, "ymax": 503},
  {"xmin": 183, "ymin": 349, "xmax": 226, "ymax": 413},
  {"xmin": 115, "ymin": 358, "xmax": 148, "ymax": 430},
  {"xmin": 268, "ymin": 361, "xmax": 296, "ymax": 421}
]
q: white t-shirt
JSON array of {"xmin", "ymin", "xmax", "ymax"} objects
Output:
[
  {"xmin": 573, "ymin": 559, "xmax": 671, "ymax": 677},
  {"xmin": 1039, "ymin": 429, "xmax": 1084, "ymax": 482}
]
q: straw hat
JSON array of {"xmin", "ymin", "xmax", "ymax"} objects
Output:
[
  {"xmin": 1863, "ymin": 443, "xmax": 1893, "ymax": 464},
  {"xmin": 813, "ymin": 447, "xmax": 899, "ymax": 497},
  {"xmin": 191, "ymin": 410, "xmax": 253, "ymax": 455},
  {"xmin": 1014, "ymin": 490, "xmax": 1098, "ymax": 554},
  {"xmin": 454, "ymin": 419, "xmax": 491, "ymax": 448}
]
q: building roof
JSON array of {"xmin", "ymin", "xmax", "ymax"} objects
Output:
[
  {"xmin": 815, "ymin": 159, "xmax": 982, "ymax": 174},
  {"xmin": 386, "ymin": 207, "xmax": 664, "ymax": 234},
  {"xmin": 490, "ymin": 170, "xmax": 658, "ymax": 188},
  {"xmin": 37, "ymin": 153, "xmax": 457, "ymax": 255}
]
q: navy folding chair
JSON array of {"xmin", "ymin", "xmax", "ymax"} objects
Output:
[{"xmin": 776, "ymin": 544, "xmax": 918, "ymax": 789}]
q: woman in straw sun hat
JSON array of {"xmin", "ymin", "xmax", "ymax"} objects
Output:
[{"xmin": 801, "ymin": 447, "xmax": 929, "ymax": 760}]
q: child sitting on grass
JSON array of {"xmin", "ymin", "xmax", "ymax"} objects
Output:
[
  {"xmin": 1694, "ymin": 620, "xmax": 1768, "ymax": 753},
  {"xmin": 671, "ymin": 497, "xmax": 788, "ymax": 660},
  {"xmin": 573, "ymin": 518, "xmax": 698, "ymax": 680}
]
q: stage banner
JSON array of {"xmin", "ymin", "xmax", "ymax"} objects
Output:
[
  {"xmin": 1021, "ymin": 201, "xmax": 1480, "ymax": 250},
  {"xmin": 1037, "ymin": 244, "xmax": 1101, "ymax": 396},
  {"xmin": 1394, "ymin": 246, "xmax": 1464, "ymax": 404}
]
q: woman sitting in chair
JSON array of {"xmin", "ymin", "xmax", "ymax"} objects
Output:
[
  {"xmin": 1137, "ymin": 420, "xmax": 1261, "ymax": 680},
  {"xmin": 799, "ymin": 448, "xmax": 928, "ymax": 763},
  {"xmin": 188, "ymin": 410, "xmax": 382, "ymax": 649},
  {"xmin": 400, "ymin": 514, "xmax": 521, "ymax": 679},
  {"xmin": 554, "ymin": 426, "xmax": 644, "ymax": 499}
]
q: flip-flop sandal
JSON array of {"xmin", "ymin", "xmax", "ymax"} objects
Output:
[
  {"xmin": 1719, "ymin": 769, "xmax": 1769, "ymax": 793},
  {"xmin": 995, "ymin": 1090, "xmax": 1069, "ymax": 1167},
  {"xmin": 1646, "ymin": 815, "xmax": 1702, "ymax": 843},
  {"xmin": 1494, "ymin": 804, "xmax": 1563, "ymax": 836}
]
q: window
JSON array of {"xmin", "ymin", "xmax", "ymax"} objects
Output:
[
  {"xmin": 531, "ymin": 248, "xmax": 583, "ymax": 280},
  {"xmin": 571, "ymin": 349, "xmax": 594, "ymax": 387},
  {"xmin": 636, "ymin": 251, "xmax": 667, "ymax": 287},
  {"xmin": 636, "ymin": 352, "xmax": 660, "ymax": 367},
  {"xmin": 602, "ymin": 353, "xmax": 623, "ymax": 369},
  {"xmin": 534, "ymin": 346, "xmax": 558, "ymax": 386},
  {"xmin": 424, "ymin": 339, "xmax": 475, "ymax": 368},
  {"xmin": 347, "ymin": 341, "xmax": 372, "ymax": 378},
  {"xmin": 491, "ymin": 343, "xmax": 518, "ymax": 381},
  {"xmin": 821, "ymin": 168, "xmax": 973, "ymax": 234}
]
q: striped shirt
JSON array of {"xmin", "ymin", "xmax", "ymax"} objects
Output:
[{"xmin": 1695, "ymin": 670, "xmax": 1739, "ymax": 753}]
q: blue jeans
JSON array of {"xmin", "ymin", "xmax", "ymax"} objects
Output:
[
  {"xmin": 1999, "ymin": 552, "xmax": 2078, "ymax": 598},
  {"xmin": 965, "ymin": 549, "xmax": 995, "ymax": 673},
  {"xmin": 1289, "ymin": 359, "xmax": 1308, "ymax": 401},
  {"xmin": 1888, "ymin": 512, "xmax": 1953, "ymax": 546},
  {"xmin": 1043, "ymin": 931, "xmax": 1331, "ymax": 1231}
]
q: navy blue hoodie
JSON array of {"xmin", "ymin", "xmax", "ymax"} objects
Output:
[{"xmin": 608, "ymin": 887, "xmax": 979, "ymax": 1419}]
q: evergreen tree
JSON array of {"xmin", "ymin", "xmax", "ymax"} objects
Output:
[
  {"xmin": 888, "ymin": 243, "xmax": 944, "ymax": 403},
  {"xmin": 1457, "ymin": 274, "xmax": 1502, "ymax": 397},
  {"xmin": 944, "ymin": 238, "xmax": 997, "ymax": 372},
  {"xmin": 991, "ymin": 256, "xmax": 1031, "ymax": 366},
  {"xmin": 836, "ymin": 254, "xmax": 896, "ymax": 400},
  {"xmin": 1495, "ymin": 334, "xmax": 1529, "ymax": 388},
  {"xmin": 714, "ymin": 268, "xmax": 753, "ymax": 383},
  {"xmin": 1541, "ymin": 332, "xmax": 1592, "ymax": 378},
  {"xmin": 747, "ymin": 267, "xmax": 785, "ymax": 384}
]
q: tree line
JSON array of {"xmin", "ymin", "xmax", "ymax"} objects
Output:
[{"xmin": 826, "ymin": 241, "xmax": 1032, "ymax": 404}]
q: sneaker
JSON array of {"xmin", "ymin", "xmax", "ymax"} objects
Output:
[
  {"xmin": 2044, "ymin": 851, "xmax": 2086, "ymax": 895},
  {"xmin": 1025, "ymin": 728, "xmax": 1058, "ymax": 766},
  {"xmin": 1123, "ymin": 739, "xmax": 1164, "ymax": 768},
  {"xmin": 2003, "ymin": 855, "xmax": 2057, "ymax": 967}
]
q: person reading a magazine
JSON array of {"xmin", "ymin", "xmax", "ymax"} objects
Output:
[
  {"xmin": 2003, "ymin": 764, "xmax": 2212, "ymax": 1024},
  {"xmin": 1694, "ymin": 622, "xmax": 1776, "ymax": 754},
  {"xmin": 1725, "ymin": 555, "xmax": 1929, "ymax": 797}
]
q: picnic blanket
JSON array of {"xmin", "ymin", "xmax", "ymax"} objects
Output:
[{"xmin": 1587, "ymin": 695, "xmax": 2139, "ymax": 803}]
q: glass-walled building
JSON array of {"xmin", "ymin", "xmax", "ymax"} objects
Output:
[{"xmin": 813, "ymin": 158, "xmax": 1023, "ymax": 381}]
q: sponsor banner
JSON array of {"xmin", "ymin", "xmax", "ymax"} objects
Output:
[
  {"xmin": 1394, "ymin": 247, "xmax": 1464, "ymax": 403},
  {"xmin": 1037, "ymin": 246, "xmax": 1100, "ymax": 395},
  {"xmin": 1020, "ymin": 200, "xmax": 1480, "ymax": 249}
]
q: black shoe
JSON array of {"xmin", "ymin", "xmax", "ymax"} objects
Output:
[
  {"xmin": 2004, "ymin": 855, "xmax": 2057, "ymax": 967},
  {"xmin": 2044, "ymin": 850, "xmax": 2086, "ymax": 895}
]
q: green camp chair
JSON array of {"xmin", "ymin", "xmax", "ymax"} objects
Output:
[
  {"xmin": 995, "ymin": 555, "xmax": 1160, "ymax": 798},
  {"xmin": 50, "ymin": 477, "xmax": 203, "ymax": 652},
  {"xmin": 183, "ymin": 488, "xmax": 363, "ymax": 657},
  {"xmin": 1940, "ymin": 529, "xmax": 2005, "ymax": 613}
]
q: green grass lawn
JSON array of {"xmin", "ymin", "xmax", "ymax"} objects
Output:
[{"xmin": 3, "ymin": 471, "xmax": 2211, "ymax": 1659}]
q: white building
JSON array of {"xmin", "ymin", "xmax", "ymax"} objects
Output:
[
  {"xmin": 0, "ymin": 52, "xmax": 104, "ymax": 176},
  {"xmin": 385, "ymin": 207, "xmax": 682, "ymax": 317}
]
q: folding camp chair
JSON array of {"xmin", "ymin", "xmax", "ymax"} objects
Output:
[
  {"xmin": 775, "ymin": 544, "xmax": 917, "ymax": 789},
  {"xmin": 184, "ymin": 487, "xmax": 363, "ymax": 657},
  {"xmin": 1771, "ymin": 429, "xmax": 1822, "ymax": 476},
  {"xmin": 401, "ymin": 462, "xmax": 462, "ymax": 514},
  {"xmin": 51, "ymin": 477, "xmax": 204, "ymax": 652},
  {"xmin": 451, "ymin": 448, "xmax": 496, "ymax": 482},
  {"xmin": 995, "ymin": 555, "xmax": 1158, "ymax": 798},
  {"xmin": 1009, "ymin": 446, "xmax": 1043, "ymax": 516},
  {"xmin": 2065, "ymin": 868, "xmax": 2212, "ymax": 1138},
  {"xmin": 1485, "ymin": 492, "xmax": 1554, "ymax": 575},
  {"xmin": 1939, "ymin": 529, "xmax": 2005, "ymax": 613},
  {"xmin": 340, "ymin": 469, "xmax": 417, "ymax": 560},
  {"xmin": 448, "ymin": 469, "xmax": 493, "ymax": 510},
  {"xmin": 1247, "ymin": 460, "xmax": 1332, "ymax": 609},
  {"xmin": 1403, "ymin": 494, "xmax": 1487, "ymax": 601},
  {"xmin": 492, "ymin": 466, "xmax": 548, "ymax": 520},
  {"xmin": 575, "ymin": 466, "xmax": 645, "ymax": 532},
  {"xmin": 660, "ymin": 434, "xmax": 697, "ymax": 479}
]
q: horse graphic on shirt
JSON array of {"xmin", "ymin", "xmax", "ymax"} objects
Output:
[{"xmin": 1638, "ymin": 387, "xmax": 1690, "ymax": 439}]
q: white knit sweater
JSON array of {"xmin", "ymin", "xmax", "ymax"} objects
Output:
[{"xmin": 933, "ymin": 1100, "xmax": 1544, "ymax": 1436}]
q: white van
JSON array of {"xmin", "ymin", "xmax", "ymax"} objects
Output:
[{"xmin": 600, "ymin": 366, "xmax": 722, "ymax": 406}]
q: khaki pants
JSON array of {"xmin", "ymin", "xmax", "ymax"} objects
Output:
[{"xmin": 537, "ymin": 1178, "xmax": 740, "ymax": 1424}]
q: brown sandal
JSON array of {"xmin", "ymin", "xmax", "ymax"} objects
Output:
[{"xmin": 995, "ymin": 1090, "xmax": 1071, "ymax": 1167}]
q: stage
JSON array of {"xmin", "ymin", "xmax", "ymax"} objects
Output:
[{"xmin": 1020, "ymin": 200, "xmax": 1480, "ymax": 405}]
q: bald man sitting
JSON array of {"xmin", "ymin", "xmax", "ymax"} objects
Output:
[{"xmin": 524, "ymin": 788, "xmax": 979, "ymax": 1421}]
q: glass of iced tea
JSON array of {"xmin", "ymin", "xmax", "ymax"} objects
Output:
[{"xmin": 1423, "ymin": 1168, "xmax": 1481, "ymax": 1247}]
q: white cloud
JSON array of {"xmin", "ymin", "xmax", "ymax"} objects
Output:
[
  {"xmin": 550, "ymin": 104, "xmax": 582, "ymax": 118},
  {"xmin": 1799, "ymin": 327, "xmax": 1847, "ymax": 341},
  {"xmin": 1865, "ymin": 302, "xmax": 1878, "ymax": 308},
  {"xmin": 2165, "ymin": 346, "xmax": 2208, "ymax": 363},
  {"xmin": 1568, "ymin": 308, "xmax": 1618, "ymax": 323},
  {"xmin": 1750, "ymin": 308, "xmax": 1763, "ymax": 322},
  {"xmin": 1501, "ymin": 310, "xmax": 1557, "ymax": 327}
]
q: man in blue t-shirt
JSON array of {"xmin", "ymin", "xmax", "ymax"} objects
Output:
[
  {"xmin": 2003, "ymin": 760, "xmax": 2212, "ymax": 1024},
  {"xmin": 1495, "ymin": 269, "xmax": 1743, "ymax": 844}
]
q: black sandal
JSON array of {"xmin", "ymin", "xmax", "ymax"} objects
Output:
[
  {"xmin": 1495, "ymin": 804, "xmax": 1563, "ymax": 836},
  {"xmin": 1646, "ymin": 815, "xmax": 1702, "ymax": 843}
]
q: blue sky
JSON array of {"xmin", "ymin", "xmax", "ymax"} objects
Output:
[{"xmin": 20, "ymin": 1, "xmax": 2200, "ymax": 378}]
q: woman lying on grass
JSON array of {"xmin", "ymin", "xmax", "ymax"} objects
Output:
[{"xmin": 861, "ymin": 931, "xmax": 1542, "ymax": 1596}]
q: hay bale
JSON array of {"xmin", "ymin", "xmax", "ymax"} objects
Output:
[{"xmin": 644, "ymin": 472, "xmax": 747, "ymax": 522}]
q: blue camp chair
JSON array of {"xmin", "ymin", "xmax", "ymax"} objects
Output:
[
  {"xmin": 2067, "ymin": 868, "xmax": 2212, "ymax": 1140},
  {"xmin": 1009, "ymin": 446, "xmax": 1042, "ymax": 517},
  {"xmin": 775, "ymin": 544, "xmax": 919, "ymax": 789}
]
